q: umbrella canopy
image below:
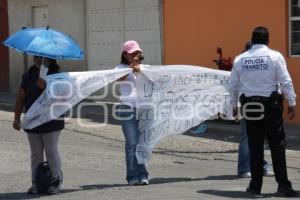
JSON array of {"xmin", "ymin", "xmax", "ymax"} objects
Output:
[{"xmin": 3, "ymin": 27, "xmax": 84, "ymax": 60}]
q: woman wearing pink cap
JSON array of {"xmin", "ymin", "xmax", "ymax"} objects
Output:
[{"xmin": 115, "ymin": 40, "xmax": 149, "ymax": 186}]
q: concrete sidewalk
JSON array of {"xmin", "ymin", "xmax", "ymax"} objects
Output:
[{"xmin": 0, "ymin": 92, "xmax": 299, "ymax": 199}]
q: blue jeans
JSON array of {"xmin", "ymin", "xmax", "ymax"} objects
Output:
[
  {"xmin": 238, "ymin": 119, "xmax": 271, "ymax": 175},
  {"xmin": 118, "ymin": 104, "xmax": 148, "ymax": 182}
]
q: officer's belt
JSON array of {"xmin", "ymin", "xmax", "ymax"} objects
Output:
[{"xmin": 243, "ymin": 96, "xmax": 271, "ymax": 102}]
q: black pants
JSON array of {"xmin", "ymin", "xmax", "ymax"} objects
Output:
[{"xmin": 242, "ymin": 98, "xmax": 291, "ymax": 192}]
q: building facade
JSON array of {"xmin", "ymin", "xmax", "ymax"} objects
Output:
[
  {"xmin": 7, "ymin": 0, "xmax": 88, "ymax": 93},
  {"xmin": 2, "ymin": 0, "xmax": 300, "ymax": 123},
  {"xmin": 5, "ymin": 0, "xmax": 163, "ymax": 93}
]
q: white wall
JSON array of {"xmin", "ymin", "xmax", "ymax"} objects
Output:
[
  {"xmin": 87, "ymin": 0, "xmax": 162, "ymax": 71},
  {"xmin": 8, "ymin": 0, "xmax": 87, "ymax": 93},
  {"xmin": 85, "ymin": 0, "xmax": 163, "ymax": 102}
]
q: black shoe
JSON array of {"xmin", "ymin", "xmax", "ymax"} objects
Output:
[
  {"xmin": 246, "ymin": 186, "xmax": 261, "ymax": 194},
  {"xmin": 27, "ymin": 185, "xmax": 38, "ymax": 194},
  {"xmin": 246, "ymin": 186, "xmax": 263, "ymax": 197},
  {"xmin": 277, "ymin": 185, "xmax": 298, "ymax": 197}
]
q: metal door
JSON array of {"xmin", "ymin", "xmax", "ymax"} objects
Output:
[
  {"xmin": 32, "ymin": 6, "xmax": 48, "ymax": 28},
  {"xmin": 87, "ymin": 0, "xmax": 162, "ymax": 70}
]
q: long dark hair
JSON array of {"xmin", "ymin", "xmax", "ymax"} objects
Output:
[
  {"xmin": 47, "ymin": 59, "xmax": 60, "ymax": 74},
  {"xmin": 121, "ymin": 51, "xmax": 129, "ymax": 65},
  {"xmin": 31, "ymin": 57, "xmax": 60, "ymax": 74}
]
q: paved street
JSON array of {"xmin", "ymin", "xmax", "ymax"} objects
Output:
[{"xmin": 0, "ymin": 98, "xmax": 299, "ymax": 199}]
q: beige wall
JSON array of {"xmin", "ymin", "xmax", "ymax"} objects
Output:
[{"xmin": 8, "ymin": 0, "xmax": 87, "ymax": 93}]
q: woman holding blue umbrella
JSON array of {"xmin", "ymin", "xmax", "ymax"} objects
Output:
[
  {"xmin": 4, "ymin": 27, "xmax": 83, "ymax": 195},
  {"xmin": 13, "ymin": 56, "xmax": 64, "ymax": 195}
]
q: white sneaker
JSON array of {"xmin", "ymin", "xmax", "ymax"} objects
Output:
[
  {"xmin": 263, "ymin": 170, "xmax": 274, "ymax": 177},
  {"xmin": 140, "ymin": 179, "xmax": 149, "ymax": 185},
  {"xmin": 238, "ymin": 172, "xmax": 251, "ymax": 178}
]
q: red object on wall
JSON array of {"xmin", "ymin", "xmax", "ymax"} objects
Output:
[
  {"xmin": 213, "ymin": 47, "xmax": 233, "ymax": 71},
  {"xmin": 0, "ymin": 0, "xmax": 9, "ymax": 91}
]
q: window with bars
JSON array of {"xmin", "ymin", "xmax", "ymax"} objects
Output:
[{"xmin": 290, "ymin": 0, "xmax": 300, "ymax": 55}]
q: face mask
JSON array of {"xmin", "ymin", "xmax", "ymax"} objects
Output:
[{"xmin": 39, "ymin": 64, "xmax": 49, "ymax": 80}]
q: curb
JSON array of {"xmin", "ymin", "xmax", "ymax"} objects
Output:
[{"xmin": 0, "ymin": 102, "xmax": 14, "ymax": 112}]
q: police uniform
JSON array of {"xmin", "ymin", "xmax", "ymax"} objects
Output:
[{"xmin": 229, "ymin": 44, "xmax": 296, "ymax": 193}]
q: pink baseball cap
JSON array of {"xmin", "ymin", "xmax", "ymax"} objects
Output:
[{"xmin": 122, "ymin": 40, "xmax": 142, "ymax": 54}]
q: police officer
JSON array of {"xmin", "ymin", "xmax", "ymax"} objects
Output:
[{"xmin": 229, "ymin": 26, "xmax": 297, "ymax": 197}]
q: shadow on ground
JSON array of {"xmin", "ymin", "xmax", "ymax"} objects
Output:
[
  {"xmin": 184, "ymin": 119, "xmax": 300, "ymax": 151},
  {"xmin": 150, "ymin": 175, "xmax": 239, "ymax": 184},
  {"xmin": 0, "ymin": 188, "xmax": 81, "ymax": 200},
  {"xmin": 80, "ymin": 175, "xmax": 239, "ymax": 190},
  {"xmin": 197, "ymin": 189, "xmax": 275, "ymax": 199}
]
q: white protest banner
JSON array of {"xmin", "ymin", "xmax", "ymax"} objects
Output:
[
  {"xmin": 21, "ymin": 65, "xmax": 233, "ymax": 165},
  {"xmin": 135, "ymin": 65, "xmax": 233, "ymax": 164},
  {"xmin": 21, "ymin": 68, "xmax": 131, "ymax": 129}
]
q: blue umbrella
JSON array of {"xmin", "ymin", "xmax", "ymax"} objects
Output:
[{"xmin": 3, "ymin": 27, "xmax": 84, "ymax": 60}]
